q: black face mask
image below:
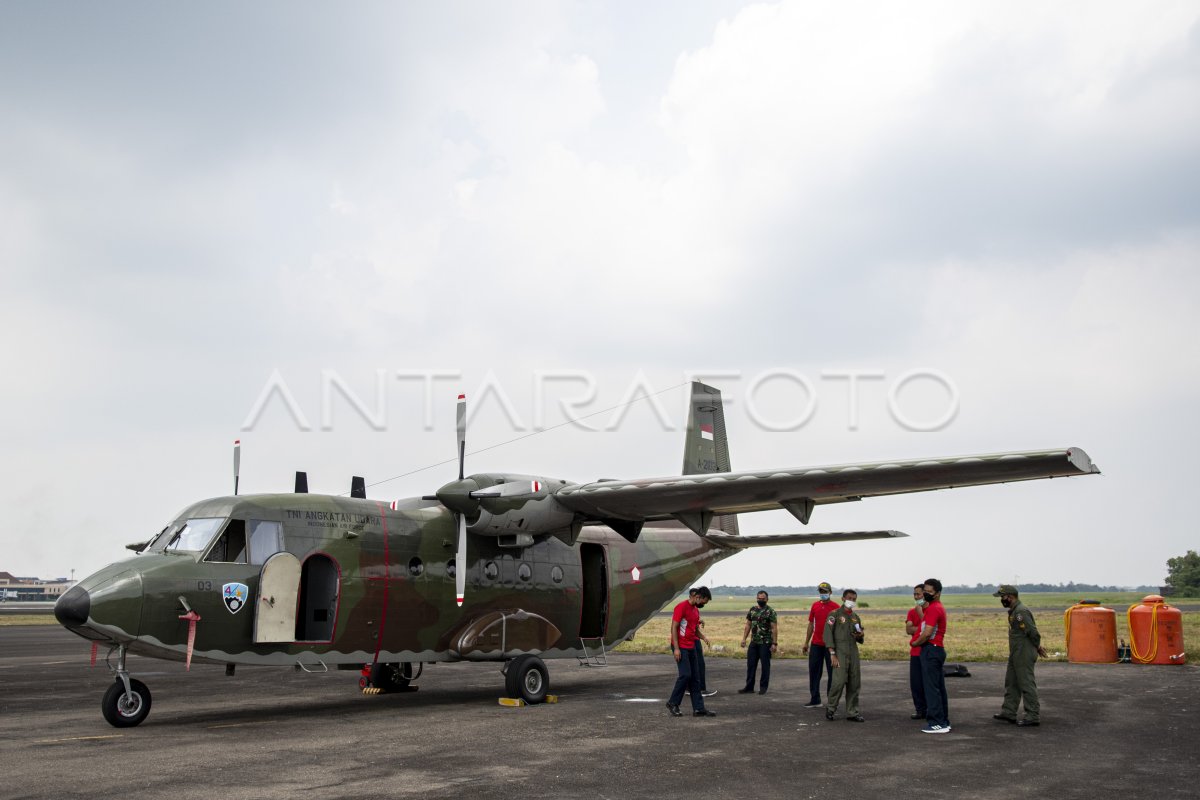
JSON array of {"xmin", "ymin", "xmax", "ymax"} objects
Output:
[
  {"xmin": 1001, "ymin": 598, "xmax": 1012, "ymax": 608},
  {"xmin": 923, "ymin": 592, "xmax": 936, "ymax": 604},
  {"xmin": 757, "ymin": 599, "xmax": 767, "ymax": 607}
]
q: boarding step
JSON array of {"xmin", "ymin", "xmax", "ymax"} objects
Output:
[{"xmin": 578, "ymin": 637, "xmax": 607, "ymax": 667}]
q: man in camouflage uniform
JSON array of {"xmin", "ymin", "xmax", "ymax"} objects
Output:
[
  {"xmin": 992, "ymin": 585, "xmax": 1048, "ymax": 727},
  {"xmin": 739, "ymin": 590, "xmax": 778, "ymax": 694},
  {"xmin": 824, "ymin": 589, "xmax": 866, "ymax": 722}
]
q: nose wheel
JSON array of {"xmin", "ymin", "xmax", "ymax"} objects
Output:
[{"xmin": 102, "ymin": 678, "xmax": 152, "ymax": 727}]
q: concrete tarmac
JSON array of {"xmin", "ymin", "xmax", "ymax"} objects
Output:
[{"xmin": 1, "ymin": 626, "xmax": 1196, "ymax": 799}]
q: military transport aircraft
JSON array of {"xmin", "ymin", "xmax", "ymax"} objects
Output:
[{"xmin": 55, "ymin": 382, "xmax": 1099, "ymax": 727}]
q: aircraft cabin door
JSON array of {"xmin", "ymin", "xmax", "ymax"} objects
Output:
[
  {"xmin": 579, "ymin": 543, "xmax": 608, "ymax": 639},
  {"xmin": 255, "ymin": 552, "xmax": 301, "ymax": 643}
]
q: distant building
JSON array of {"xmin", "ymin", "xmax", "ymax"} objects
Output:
[{"xmin": 0, "ymin": 572, "xmax": 75, "ymax": 601}]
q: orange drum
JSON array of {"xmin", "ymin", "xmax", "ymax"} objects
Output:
[
  {"xmin": 1128, "ymin": 595, "xmax": 1187, "ymax": 665},
  {"xmin": 1064, "ymin": 600, "xmax": 1118, "ymax": 663}
]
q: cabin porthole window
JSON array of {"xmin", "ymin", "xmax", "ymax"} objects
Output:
[{"xmin": 408, "ymin": 557, "xmax": 423, "ymax": 577}]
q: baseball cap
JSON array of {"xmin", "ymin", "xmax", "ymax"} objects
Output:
[
  {"xmin": 818, "ymin": 582, "xmax": 832, "ymax": 592},
  {"xmin": 992, "ymin": 584, "xmax": 1019, "ymax": 597}
]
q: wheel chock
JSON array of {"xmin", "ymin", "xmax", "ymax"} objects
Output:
[
  {"xmin": 498, "ymin": 695, "xmax": 559, "ymax": 707},
  {"xmin": 363, "ymin": 686, "xmax": 382, "ymax": 695}
]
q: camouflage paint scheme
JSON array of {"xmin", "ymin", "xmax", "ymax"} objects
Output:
[{"xmin": 67, "ymin": 492, "xmax": 727, "ymax": 667}]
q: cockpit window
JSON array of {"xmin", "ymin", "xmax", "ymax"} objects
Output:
[
  {"xmin": 205, "ymin": 520, "xmax": 247, "ymax": 563},
  {"xmin": 164, "ymin": 518, "xmax": 226, "ymax": 553}
]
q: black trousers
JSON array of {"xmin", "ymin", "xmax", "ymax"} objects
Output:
[
  {"xmin": 909, "ymin": 654, "xmax": 927, "ymax": 714},
  {"xmin": 744, "ymin": 642, "xmax": 772, "ymax": 690},
  {"xmin": 920, "ymin": 644, "xmax": 949, "ymax": 727},
  {"xmin": 808, "ymin": 643, "xmax": 833, "ymax": 703}
]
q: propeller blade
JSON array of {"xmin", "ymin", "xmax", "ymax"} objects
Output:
[
  {"xmin": 455, "ymin": 512, "xmax": 466, "ymax": 607},
  {"xmin": 456, "ymin": 393, "xmax": 466, "ymax": 480},
  {"xmin": 233, "ymin": 440, "xmax": 241, "ymax": 495}
]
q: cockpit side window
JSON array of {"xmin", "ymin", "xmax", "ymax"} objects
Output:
[
  {"xmin": 164, "ymin": 518, "xmax": 225, "ymax": 553},
  {"xmin": 247, "ymin": 520, "xmax": 284, "ymax": 566},
  {"xmin": 204, "ymin": 519, "xmax": 247, "ymax": 564}
]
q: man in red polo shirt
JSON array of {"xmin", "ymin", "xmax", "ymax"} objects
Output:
[
  {"xmin": 802, "ymin": 581, "xmax": 840, "ymax": 708},
  {"xmin": 910, "ymin": 577, "xmax": 950, "ymax": 733},
  {"xmin": 905, "ymin": 584, "xmax": 927, "ymax": 720},
  {"xmin": 667, "ymin": 586, "xmax": 716, "ymax": 718}
]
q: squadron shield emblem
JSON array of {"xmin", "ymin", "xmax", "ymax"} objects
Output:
[{"xmin": 222, "ymin": 582, "xmax": 250, "ymax": 614}]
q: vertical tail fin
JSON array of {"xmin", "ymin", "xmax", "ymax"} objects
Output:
[{"xmin": 681, "ymin": 381, "xmax": 740, "ymax": 535}]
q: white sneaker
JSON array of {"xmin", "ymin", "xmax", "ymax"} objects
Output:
[
  {"xmin": 921, "ymin": 724, "xmax": 950, "ymax": 734},
  {"xmin": 701, "ymin": 689, "xmax": 718, "ymax": 697}
]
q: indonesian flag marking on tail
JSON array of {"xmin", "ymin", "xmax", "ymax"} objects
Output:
[
  {"xmin": 456, "ymin": 594, "xmax": 464, "ymax": 607},
  {"xmin": 532, "ymin": 480, "xmax": 541, "ymax": 492},
  {"xmin": 700, "ymin": 424, "xmax": 714, "ymax": 441}
]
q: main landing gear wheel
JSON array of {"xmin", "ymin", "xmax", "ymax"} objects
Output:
[
  {"xmin": 365, "ymin": 662, "xmax": 420, "ymax": 693},
  {"xmin": 505, "ymin": 655, "xmax": 549, "ymax": 704},
  {"xmin": 101, "ymin": 678, "xmax": 152, "ymax": 728}
]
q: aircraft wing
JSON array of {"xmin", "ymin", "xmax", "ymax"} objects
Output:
[{"xmin": 556, "ymin": 447, "xmax": 1098, "ymax": 526}]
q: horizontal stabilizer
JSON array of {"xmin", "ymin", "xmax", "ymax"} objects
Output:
[{"xmin": 702, "ymin": 529, "xmax": 907, "ymax": 549}]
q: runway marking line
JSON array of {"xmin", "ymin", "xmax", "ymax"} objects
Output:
[
  {"xmin": 35, "ymin": 735, "xmax": 124, "ymax": 745},
  {"xmin": 206, "ymin": 722, "xmax": 259, "ymax": 729}
]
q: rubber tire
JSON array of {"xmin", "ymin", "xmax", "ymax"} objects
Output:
[
  {"xmin": 101, "ymin": 678, "xmax": 152, "ymax": 728},
  {"xmin": 505, "ymin": 655, "xmax": 549, "ymax": 704},
  {"xmin": 369, "ymin": 662, "xmax": 412, "ymax": 693}
]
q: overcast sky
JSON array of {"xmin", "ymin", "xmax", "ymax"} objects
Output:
[{"xmin": 2, "ymin": 1, "xmax": 1197, "ymax": 591}]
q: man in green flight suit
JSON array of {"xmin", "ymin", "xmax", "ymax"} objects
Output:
[
  {"xmin": 824, "ymin": 589, "xmax": 865, "ymax": 722},
  {"xmin": 992, "ymin": 585, "xmax": 1048, "ymax": 727}
]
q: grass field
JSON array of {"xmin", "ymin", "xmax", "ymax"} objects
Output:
[
  {"xmin": 616, "ymin": 593, "xmax": 1200, "ymax": 662},
  {"xmin": 0, "ymin": 615, "xmax": 57, "ymax": 626}
]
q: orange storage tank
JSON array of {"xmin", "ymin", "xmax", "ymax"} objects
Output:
[
  {"xmin": 1064, "ymin": 600, "xmax": 1118, "ymax": 663},
  {"xmin": 1128, "ymin": 595, "xmax": 1187, "ymax": 665}
]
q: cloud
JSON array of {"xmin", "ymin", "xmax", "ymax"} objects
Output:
[{"xmin": 1, "ymin": 2, "xmax": 1197, "ymax": 587}]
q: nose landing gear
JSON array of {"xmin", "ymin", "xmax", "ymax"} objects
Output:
[{"xmin": 100, "ymin": 645, "xmax": 153, "ymax": 728}]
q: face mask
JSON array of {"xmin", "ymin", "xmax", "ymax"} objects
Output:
[
  {"xmin": 1001, "ymin": 598, "xmax": 1012, "ymax": 608},
  {"xmin": 819, "ymin": 593, "xmax": 831, "ymax": 602},
  {"xmin": 844, "ymin": 599, "xmax": 856, "ymax": 609},
  {"xmin": 923, "ymin": 592, "xmax": 935, "ymax": 604},
  {"xmin": 757, "ymin": 599, "xmax": 767, "ymax": 607},
  {"xmin": 915, "ymin": 598, "xmax": 926, "ymax": 607}
]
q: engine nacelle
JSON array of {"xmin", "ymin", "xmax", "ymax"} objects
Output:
[
  {"xmin": 466, "ymin": 474, "xmax": 577, "ymax": 536},
  {"xmin": 435, "ymin": 473, "xmax": 579, "ymax": 540}
]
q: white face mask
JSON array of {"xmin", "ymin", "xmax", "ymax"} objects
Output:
[
  {"xmin": 819, "ymin": 593, "xmax": 831, "ymax": 601},
  {"xmin": 844, "ymin": 599, "xmax": 856, "ymax": 609},
  {"xmin": 915, "ymin": 598, "xmax": 926, "ymax": 607}
]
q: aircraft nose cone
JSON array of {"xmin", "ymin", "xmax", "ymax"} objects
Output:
[{"xmin": 55, "ymin": 585, "xmax": 91, "ymax": 628}]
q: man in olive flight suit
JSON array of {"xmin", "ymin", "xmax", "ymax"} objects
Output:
[
  {"xmin": 992, "ymin": 584, "xmax": 1048, "ymax": 727},
  {"xmin": 824, "ymin": 589, "xmax": 866, "ymax": 722}
]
